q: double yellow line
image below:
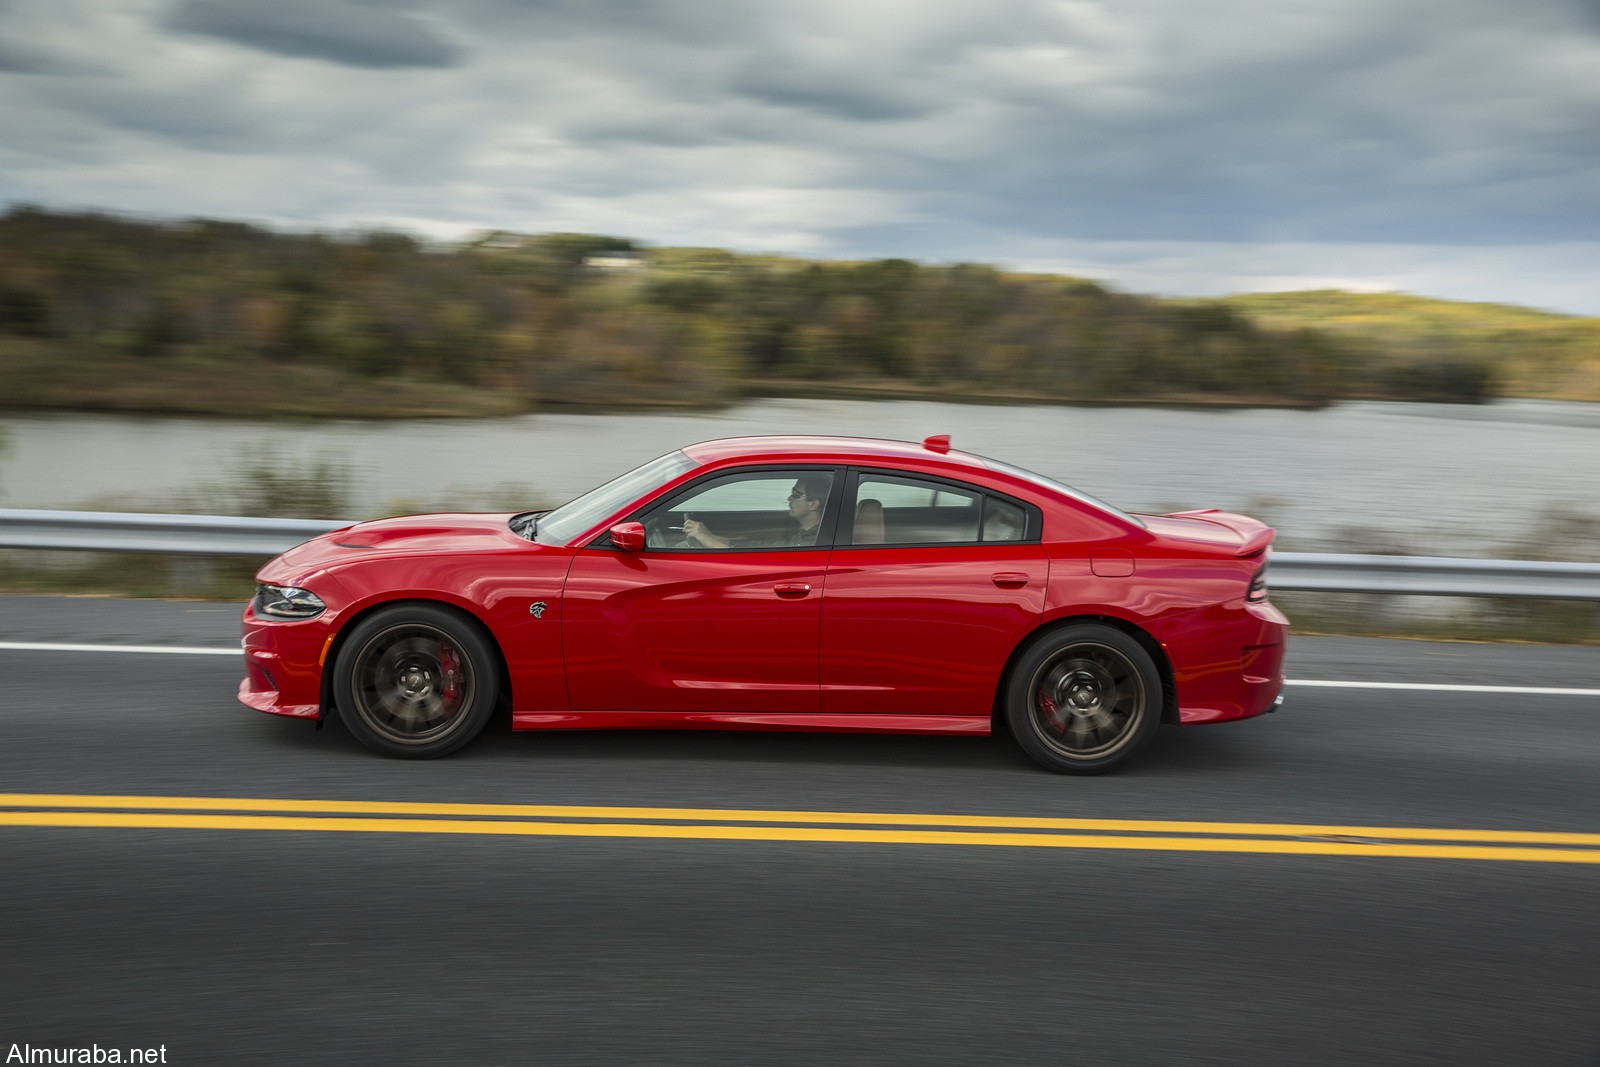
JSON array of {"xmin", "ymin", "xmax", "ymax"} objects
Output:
[{"xmin": 2, "ymin": 793, "xmax": 1598, "ymax": 863}]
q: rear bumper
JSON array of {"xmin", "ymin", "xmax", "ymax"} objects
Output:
[{"xmin": 1168, "ymin": 599, "xmax": 1290, "ymax": 725}]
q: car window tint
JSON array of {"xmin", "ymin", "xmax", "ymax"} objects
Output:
[
  {"xmin": 855, "ymin": 474, "xmax": 981, "ymax": 544},
  {"xmin": 982, "ymin": 498, "xmax": 1026, "ymax": 542},
  {"xmin": 676, "ymin": 479, "xmax": 785, "ymax": 512},
  {"xmin": 858, "ymin": 479, "xmax": 973, "ymax": 509},
  {"xmin": 647, "ymin": 470, "xmax": 834, "ymax": 551}
]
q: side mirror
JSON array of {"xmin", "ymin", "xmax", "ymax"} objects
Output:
[{"xmin": 609, "ymin": 521, "xmax": 646, "ymax": 552}]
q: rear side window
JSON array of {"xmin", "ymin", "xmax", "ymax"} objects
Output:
[
  {"xmin": 847, "ymin": 472, "xmax": 1033, "ymax": 547},
  {"xmin": 981, "ymin": 498, "xmax": 1026, "ymax": 542},
  {"xmin": 853, "ymin": 473, "xmax": 982, "ymax": 544}
]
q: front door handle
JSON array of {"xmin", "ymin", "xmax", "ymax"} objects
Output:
[
  {"xmin": 773, "ymin": 582, "xmax": 813, "ymax": 598},
  {"xmin": 992, "ymin": 572, "xmax": 1030, "ymax": 588}
]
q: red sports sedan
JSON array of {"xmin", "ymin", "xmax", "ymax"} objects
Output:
[{"xmin": 240, "ymin": 435, "xmax": 1287, "ymax": 773}]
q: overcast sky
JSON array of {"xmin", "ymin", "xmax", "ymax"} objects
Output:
[{"xmin": 2, "ymin": 0, "xmax": 1597, "ymax": 312}]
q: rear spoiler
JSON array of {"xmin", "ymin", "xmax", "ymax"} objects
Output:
[{"xmin": 1165, "ymin": 509, "xmax": 1276, "ymax": 557}]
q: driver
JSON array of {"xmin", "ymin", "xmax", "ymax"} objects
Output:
[{"xmin": 681, "ymin": 474, "xmax": 831, "ymax": 549}]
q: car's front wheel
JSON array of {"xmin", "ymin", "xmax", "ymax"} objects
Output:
[
  {"xmin": 1004, "ymin": 623, "xmax": 1162, "ymax": 774},
  {"xmin": 333, "ymin": 604, "xmax": 499, "ymax": 759}
]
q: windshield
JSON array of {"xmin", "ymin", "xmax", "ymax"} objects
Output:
[
  {"xmin": 535, "ymin": 450, "xmax": 697, "ymax": 545},
  {"xmin": 976, "ymin": 454, "xmax": 1146, "ymax": 528}
]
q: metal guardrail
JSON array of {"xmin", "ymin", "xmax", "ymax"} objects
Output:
[
  {"xmin": 0, "ymin": 509, "xmax": 347, "ymax": 557},
  {"xmin": 1270, "ymin": 553, "xmax": 1600, "ymax": 602},
  {"xmin": 2, "ymin": 508, "xmax": 1598, "ymax": 601}
]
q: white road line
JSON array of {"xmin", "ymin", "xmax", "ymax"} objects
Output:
[
  {"xmin": 1288, "ymin": 680, "xmax": 1600, "ymax": 697},
  {"xmin": 0, "ymin": 642, "xmax": 1594, "ymax": 696},
  {"xmin": 0, "ymin": 641, "xmax": 240, "ymax": 657}
]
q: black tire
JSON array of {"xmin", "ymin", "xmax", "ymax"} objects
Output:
[
  {"xmin": 1004, "ymin": 623, "xmax": 1162, "ymax": 775},
  {"xmin": 333, "ymin": 604, "xmax": 500, "ymax": 759}
]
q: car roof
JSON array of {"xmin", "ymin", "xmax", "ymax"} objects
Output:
[
  {"xmin": 678, "ymin": 435, "xmax": 1145, "ymax": 532},
  {"xmin": 682, "ymin": 435, "xmax": 992, "ymax": 473}
]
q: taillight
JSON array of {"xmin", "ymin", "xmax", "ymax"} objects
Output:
[{"xmin": 1247, "ymin": 556, "xmax": 1269, "ymax": 602}]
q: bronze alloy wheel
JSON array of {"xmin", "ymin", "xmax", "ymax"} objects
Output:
[
  {"xmin": 1027, "ymin": 641, "xmax": 1146, "ymax": 760},
  {"xmin": 349, "ymin": 623, "xmax": 478, "ymax": 745},
  {"xmin": 333, "ymin": 603, "xmax": 500, "ymax": 758},
  {"xmin": 1004, "ymin": 623, "xmax": 1163, "ymax": 774}
]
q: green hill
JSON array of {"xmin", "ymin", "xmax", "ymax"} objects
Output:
[
  {"xmin": 1204, "ymin": 290, "xmax": 1600, "ymax": 402},
  {"xmin": 1, "ymin": 207, "xmax": 1593, "ymax": 416}
]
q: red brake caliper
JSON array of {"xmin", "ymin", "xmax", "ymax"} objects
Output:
[
  {"xmin": 439, "ymin": 642, "xmax": 460, "ymax": 712},
  {"xmin": 1037, "ymin": 692, "xmax": 1066, "ymax": 734}
]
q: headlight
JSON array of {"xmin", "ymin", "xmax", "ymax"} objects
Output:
[{"xmin": 254, "ymin": 583, "xmax": 327, "ymax": 619}]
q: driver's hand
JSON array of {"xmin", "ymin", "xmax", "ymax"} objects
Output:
[{"xmin": 681, "ymin": 518, "xmax": 729, "ymax": 548}]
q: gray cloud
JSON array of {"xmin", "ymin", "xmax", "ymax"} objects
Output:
[
  {"xmin": 0, "ymin": 41, "xmax": 75, "ymax": 74},
  {"xmin": 910, "ymin": 0, "xmax": 1600, "ymax": 245},
  {"xmin": 167, "ymin": 0, "xmax": 462, "ymax": 68},
  {"xmin": 727, "ymin": 66, "xmax": 941, "ymax": 123},
  {"xmin": 1, "ymin": 0, "xmax": 1598, "ymax": 310},
  {"xmin": 444, "ymin": 0, "xmax": 769, "ymax": 44}
]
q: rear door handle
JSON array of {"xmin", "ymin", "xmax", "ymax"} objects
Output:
[
  {"xmin": 992, "ymin": 572, "xmax": 1030, "ymax": 588},
  {"xmin": 773, "ymin": 582, "xmax": 813, "ymax": 598}
]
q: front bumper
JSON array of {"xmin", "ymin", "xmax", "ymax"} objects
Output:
[{"xmin": 238, "ymin": 602, "xmax": 332, "ymax": 719}]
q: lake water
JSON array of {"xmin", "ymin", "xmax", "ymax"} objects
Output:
[{"xmin": 2, "ymin": 398, "xmax": 1597, "ymax": 558}]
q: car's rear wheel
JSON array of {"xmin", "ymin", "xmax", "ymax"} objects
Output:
[
  {"xmin": 333, "ymin": 604, "xmax": 499, "ymax": 759},
  {"xmin": 1004, "ymin": 623, "xmax": 1161, "ymax": 775}
]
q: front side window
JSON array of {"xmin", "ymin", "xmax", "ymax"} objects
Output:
[{"xmin": 642, "ymin": 469, "xmax": 836, "ymax": 551}]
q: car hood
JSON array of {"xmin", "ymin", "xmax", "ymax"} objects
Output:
[
  {"xmin": 269, "ymin": 512, "xmax": 525, "ymax": 571},
  {"xmin": 1135, "ymin": 509, "xmax": 1275, "ymax": 557}
]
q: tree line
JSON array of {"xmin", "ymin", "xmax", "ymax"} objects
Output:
[{"xmin": 0, "ymin": 206, "xmax": 1517, "ymax": 417}]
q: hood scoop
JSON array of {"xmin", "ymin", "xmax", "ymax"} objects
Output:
[{"xmin": 325, "ymin": 513, "xmax": 515, "ymax": 551}]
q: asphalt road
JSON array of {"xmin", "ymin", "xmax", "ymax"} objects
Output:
[{"xmin": 1, "ymin": 595, "xmax": 1597, "ymax": 1066}]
